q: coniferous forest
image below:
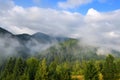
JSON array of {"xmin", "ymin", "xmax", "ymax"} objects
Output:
[{"xmin": 0, "ymin": 54, "xmax": 120, "ymax": 80}]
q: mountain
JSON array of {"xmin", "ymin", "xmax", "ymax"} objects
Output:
[
  {"xmin": 0, "ymin": 27, "xmax": 70, "ymax": 58},
  {"xmin": 32, "ymin": 32, "xmax": 70, "ymax": 43},
  {"xmin": 16, "ymin": 34, "xmax": 32, "ymax": 41},
  {"xmin": 32, "ymin": 32, "xmax": 53, "ymax": 43},
  {"xmin": 0, "ymin": 27, "xmax": 69, "ymax": 43}
]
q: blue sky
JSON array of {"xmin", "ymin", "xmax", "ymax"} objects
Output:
[{"xmin": 13, "ymin": 0, "xmax": 120, "ymax": 15}]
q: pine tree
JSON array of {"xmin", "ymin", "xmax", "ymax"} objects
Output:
[{"xmin": 84, "ymin": 61, "xmax": 99, "ymax": 80}]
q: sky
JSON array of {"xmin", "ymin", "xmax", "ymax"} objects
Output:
[
  {"xmin": 13, "ymin": 0, "xmax": 120, "ymax": 14},
  {"xmin": 0, "ymin": 0, "xmax": 120, "ymax": 51}
]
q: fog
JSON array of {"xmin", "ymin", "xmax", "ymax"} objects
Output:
[{"xmin": 0, "ymin": 34, "xmax": 56, "ymax": 59}]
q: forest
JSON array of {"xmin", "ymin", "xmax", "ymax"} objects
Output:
[{"xmin": 0, "ymin": 54, "xmax": 120, "ymax": 80}]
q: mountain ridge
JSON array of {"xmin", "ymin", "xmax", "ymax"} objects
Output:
[
  {"xmin": 0, "ymin": 27, "xmax": 70, "ymax": 43},
  {"xmin": 0, "ymin": 27, "xmax": 71, "ymax": 58}
]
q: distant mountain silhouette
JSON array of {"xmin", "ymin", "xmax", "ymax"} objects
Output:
[{"xmin": 0, "ymin": 27, "xmax": 69, "ymax": 43}]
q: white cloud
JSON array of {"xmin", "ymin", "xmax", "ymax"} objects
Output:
[
  {"xmin": 0, "ymin": 0, "xmax": 120, "ymax": 51},
  {"xmin": 10, "ymin": 26, "xmax": 35, "ymax": 34},
  {"xmin": 78, "ymin": 8, "xmax": 120, "ymax": 51},
  {"xmin": 85, "ymin": 8, "xmax": 102, "ymax": 21},
  {"xmin": 1, "ymin": 5, "xmax": 82, "ymax": 36},
  {"xmin": 58, "ymin": 0, "xmax": 92, "ymax": 9}
]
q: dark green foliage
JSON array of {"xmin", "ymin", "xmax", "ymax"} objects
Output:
[
  {"xmin": 26, "ymin": 57, "xmax": 39, "ymax": 80},
  {"xmin": 20, "ymin": 73, "xmax": 29, "ymax": 80},
  {"xmin": 102, "ymin": 54, "xmax": 118, "ymax": 80},
  {"xmin": 84, "ymin": 61, "xmax": 99, "ymax": 80},
  {"xmin": 0, "ymin": 57, "xmax": 16, "ymax": 80},
  {"xmin": 115, "ymin": 60, "xmax": 120, "ymax": 76},
  {"xmin": 13, "ymin": 58, "xmax": 26, "ymax": 80}
]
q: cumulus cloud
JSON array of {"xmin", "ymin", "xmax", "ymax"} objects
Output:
[
  {"xmin": 58, "ymin": 0, "xmax": 92, "ymax": 9},
  {"xmin": 78, "ymin": 8, "xmax": 120, "ymax": 51},
  {"xmin": 0, "ymin": 0, "xmax": 120, "ymax": 52}
]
